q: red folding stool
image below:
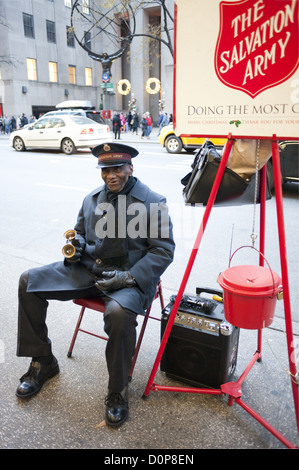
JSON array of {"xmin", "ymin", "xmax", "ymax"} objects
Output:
[{"xmin": 67, "ymin": 281, "xmax": 164, "ymax": 380}]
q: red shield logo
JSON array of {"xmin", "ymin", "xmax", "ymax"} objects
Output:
[{"xmin": 214, "ymin": 0, "xmax": 299, "ymax": 98}]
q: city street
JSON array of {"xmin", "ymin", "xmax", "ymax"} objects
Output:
[{"xmin": 0, "ymin": 132, "xmax": 298, "ymax": 449}]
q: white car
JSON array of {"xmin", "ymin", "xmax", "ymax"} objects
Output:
[{"xmin": 10, "ymin": 115, "xmax": 111, "ymax": 154}]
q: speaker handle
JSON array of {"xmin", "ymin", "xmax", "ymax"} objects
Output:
[{"xmin": 196, "ymin": 287, "xmax": 223, "ymax": 297}]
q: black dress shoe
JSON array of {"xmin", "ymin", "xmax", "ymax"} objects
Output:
[
  {"xmin": 16, "ymin": 357, "xmax": 59, "ymax": 398},
  {"xmin": 105, "ymin": 388, "xmax": 128, "ymax": 426}
]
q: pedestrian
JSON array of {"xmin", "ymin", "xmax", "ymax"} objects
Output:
[
  {"xmin": 16, "ymin": 116, "xmax": 21, "ymax": 129},
  {"xmin": 157, "ymin": 111, "xmax": 163, "ymax": 128},
  {"xmin": 10, "ymin": 116, "xmax": 16, "ymax": 132},
  {"xmin": 112, "ymin": 112, "xmax": 121, "ymax": 139},
  {"xmin": 145, "ymin": 112, "xmax": 152, "ymax": 138},
  {"xmin": 140, "ymin": 113, "xmax": 148, "ymax": 139},
  {"xmin": 119, "ymin": 113, "xmax": 126, "ymax": 132},
  {"xmin": 126, "ymin": 112, "xmax": 133, "ymax": 132},
  {"xmin": 131, "ymin": 112, "xmax": 139, "ymax": 135},
  {"xmin": 4, "ymin": 115, "xmax": 10, "ymax": 134},
  {"xmin": 123, "ymin": 113, "xmax": 128, "ymax": 132},
  {"xmin": 15, "ymin": 142, "xmax": 175, "ymax": 427},
  {"xmin": 21, "ymin": 113, "xmax": 28, "ymax": 127},
  {"xmin": 157, "ymin": 112, "xmax": 169, "ymax": 136}
]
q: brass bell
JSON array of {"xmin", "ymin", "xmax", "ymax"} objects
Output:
[{"xmin": 62, "ymin": 229, "xmax": 77, "ymax": 258}]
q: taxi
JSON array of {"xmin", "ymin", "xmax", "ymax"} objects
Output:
[{"xmin": 158, "ymin": 124, "xmax": 227, "ymax": 154}]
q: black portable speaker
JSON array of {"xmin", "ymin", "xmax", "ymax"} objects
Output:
[{"xmin": 160, "ymin": 288, "xmax": 240, "ymax": 389}]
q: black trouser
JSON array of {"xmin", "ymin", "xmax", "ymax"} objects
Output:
[{"xmin": 17, "ymin": 271, "xmax": 138, "ymax": 393}]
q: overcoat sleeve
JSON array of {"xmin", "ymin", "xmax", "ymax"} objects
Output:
[{"xmin": 129, "ymin": 196, "xmax": 175, "ymax": 295}]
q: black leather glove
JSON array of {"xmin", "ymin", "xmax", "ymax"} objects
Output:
[
  {"xmin": 95, "ymin": 270, "xmax": 136, "ymax": 292},
  {"xmin": 65, "ymin": 246, "xmax": 83, "ymax": 264}
]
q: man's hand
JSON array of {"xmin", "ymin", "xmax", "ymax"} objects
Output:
[
  {"xmin": 95, "ymin": 271, "xmax": 136, "ymax": 292},
  {"xmin": 65, "ymin": 246, "xmax": 83, "ymax": 264}
]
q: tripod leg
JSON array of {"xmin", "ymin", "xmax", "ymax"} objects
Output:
[{"xmin": 271, "ymin": 137, "xmax": 299, "ymax": 432}]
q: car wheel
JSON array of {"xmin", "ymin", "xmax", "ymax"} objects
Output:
[
  {"xmin": 165, "ymin": 135, "xmax": 183, "ymax": 153},
  {"xmin": 13, "ymin": 136, "xmax": 26, "ymax": 152},
  {"xmin": 61, "ymin": 138, "xmax": 76, "ymax": 155}
]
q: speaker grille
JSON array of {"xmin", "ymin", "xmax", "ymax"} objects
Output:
[{"xmin": 160, "ymin": 312, "xmax": 239, "ymax": 388}]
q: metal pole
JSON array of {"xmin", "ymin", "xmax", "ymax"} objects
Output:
[{"xmin": 271, "ymin": 137, "xmax": 299, "ymax": 432}]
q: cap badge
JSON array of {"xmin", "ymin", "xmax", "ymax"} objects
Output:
[{"xmin": 103, "ymin": 144, "xmax": 111, "ymax": 152}]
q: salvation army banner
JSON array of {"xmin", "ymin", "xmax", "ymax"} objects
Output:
[{"xmin": 174, "ymin": 0, "xmax": 299, "ymax": 139}]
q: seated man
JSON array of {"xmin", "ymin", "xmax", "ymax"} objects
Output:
[{"xmin": 16, "ymin": 143, "xmax": 175, "ymax": 427}]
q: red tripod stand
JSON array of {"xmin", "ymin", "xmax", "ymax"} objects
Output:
[{"xmin": 143, "ymin": 135, "xmax": 299, "ymax": 449}]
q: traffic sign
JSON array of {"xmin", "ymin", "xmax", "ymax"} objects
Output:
[
  {"xmin": 101, "ymin": 82, "xmax": 113, "ymax": 89},
  {"xmin": 102, "ymin": 73, "xmax": 110, "ymax": 83}
]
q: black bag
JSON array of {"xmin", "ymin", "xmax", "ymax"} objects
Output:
[{"xmin": 181, "ymin": 141, "xmax": 271, "ymax": 206}]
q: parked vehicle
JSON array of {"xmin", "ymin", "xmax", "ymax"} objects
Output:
[
  {"xmin": 277, "ymin": 140, "xmax": 299, "ymax": 184},
  {"xmin": 10, "ymin": 115, "xmax": 111, "ymax": 154},
  {"xmin": 159, "ymin": 124, "xmax": 227, "ymax": 154},
  {"xmin": 43, "ymin": 100, "xmax": 106, "ymax": 125}
]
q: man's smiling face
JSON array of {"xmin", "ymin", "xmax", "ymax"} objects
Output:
[{"xmin": 101, "ymin": 163, "xmax": 133, "ymax": 193}]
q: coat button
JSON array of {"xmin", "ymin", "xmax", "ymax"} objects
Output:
[{"xmin": 96, "ymin": 258, "xmax": 102, "ymax": 265}]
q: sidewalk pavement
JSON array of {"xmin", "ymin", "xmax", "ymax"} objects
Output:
[
  {"xmin": 110, "ymin": 126, "xmax": 161, "ymax": 144},
  {"xmin": 1, "ymin": 265, "xmax": 298, "ymax": 450}
]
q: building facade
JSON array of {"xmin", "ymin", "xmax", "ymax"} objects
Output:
[{"xmin": 0, "ymin": 0, "xmax": 174, "ymax": 124}]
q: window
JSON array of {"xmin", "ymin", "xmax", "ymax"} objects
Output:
[
  {"xmin": 52, "ymin": 118, "xmax": 65, "ymax": 128},
  {"xmin": 68, "ymin": 65, "xmax": 76, "ymax": 84},
  {"xmin": 85, "ymin": 67, "xmax": 92, "ymax": 86},
  {"xmin": 26, "ymin": 58, "xmax": 37, "ymax": 80},
  {"xmin": 66, "ymin": 26, "xmax": 75, "ymax": 47},
  {"xmin": 49, "ymin": 62, "xmax": 58, "ymax": 82},
  {"xmin": 45, "ymin": 118, "xmax": 65, "ymax": 128},
  {"xmin": 64, "ymin": 0, "xmax": 72, "ymax": 7},
  {"xmin": 23, "ymin": 13, "xmax": 35, "ymax": 38},
  {"xmin": 82, "ymin": 0, "xmax": 90, "ymax": 14},
  {"xmin": 84, "ymin": 31, "xmax": 91, "ymax": 50},
  {"xmin": 46, "ymin": 20, "xmax": 56, "ymax": 43},
  {"xmin": 33, "ymin": 118, "xmax": 48, "ymax": 129}
]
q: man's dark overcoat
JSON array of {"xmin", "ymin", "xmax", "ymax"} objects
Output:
[{"xmin": 26, "ymin": 179, "xmax": 175, "ymax": 315}]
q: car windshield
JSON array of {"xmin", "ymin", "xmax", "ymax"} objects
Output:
[{"xmin": 70, "ymin": 116, "xmax": 95, "ymax": 125}]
